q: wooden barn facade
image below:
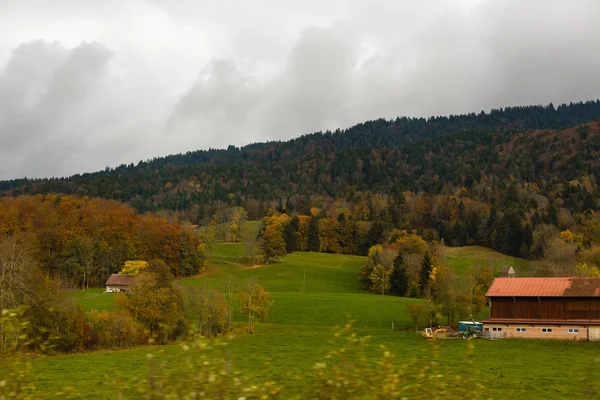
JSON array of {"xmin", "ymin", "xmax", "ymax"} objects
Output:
[{"xmin": 483, "ymin": 277, "xmax": 600, "ymax": 341}]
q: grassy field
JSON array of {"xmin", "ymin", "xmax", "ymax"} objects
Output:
[
  {"xmin": 12, "ymin": 244, "xmax": 599, "ymax": 399},
  {"xmin": 11, "ymin": 324, "xmax": 600, "ymax": 399},
  {"xmin": 72, "ymin": 288, "xmax": 115, "ymax": 312},
  {"xmin": 444, "ymin": 245, "xmax": 534, "ymax": 276}
]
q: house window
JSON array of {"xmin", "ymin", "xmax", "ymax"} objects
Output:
[
  {"xmin": 541, "ymin": 328, "xmax": 553, "ymax": 333},
  {"xmin": 568, "ymin": 328, "xmax": 579, "ymax": 334},
  {"xmin": 492, "ymin": 327, "xmax": 502, "ymax": 332},
  {"xmin": 516, "ymin": 327, "xmax": 526, "ymax": 332}
]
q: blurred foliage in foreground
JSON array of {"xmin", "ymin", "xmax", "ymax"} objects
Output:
[{"xmin": 3, "ymin": 323, "xmax": 599, "ymax": 399}]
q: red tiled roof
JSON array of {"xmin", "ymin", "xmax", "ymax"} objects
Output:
[
  {"xmin": 486, "ymin": 277, "xmax": 600, "ymax": 297},
  {"xmin": 106, "ymin": 274, "xmax": 136, "ymax": 286}
]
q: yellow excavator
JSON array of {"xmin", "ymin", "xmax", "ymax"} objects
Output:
[{"xmin": 422, "ymin": 327, "xmax": 447, "ymax": 339}]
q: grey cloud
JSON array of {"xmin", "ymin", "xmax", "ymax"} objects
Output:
[
  {"xmin": 171, "ymin": 0, "xmax": 600, "ymax": 148},
  {"xmin": 267, "ymin": 23, "xmax": 361, "ymax": 138},
  {"xmin": 169, "ymin": 59, "xmax": 263, "ymax": 146},
  {"xmin": 170, "ymin": 24, "xmax": 361, "ymax": 144},
  {"xmin": 2, "ymin": 0, "xmax": 600, "ymax": 179},
  {"xmin": 0, "ymin": 40, "xmax": 116, "ymax": 178}
]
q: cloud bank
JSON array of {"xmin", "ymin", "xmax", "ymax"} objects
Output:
[{"xmin": 1, "ymin": 0, "xmax": 599, "ymax": 179}]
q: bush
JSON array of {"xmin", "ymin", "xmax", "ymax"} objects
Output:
[{"xmin": 86, "ymin": 310, "xmax": 148, "ymax": 349}]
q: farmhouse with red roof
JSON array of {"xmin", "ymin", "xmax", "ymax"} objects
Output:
[{"xmin": 483, "ymin": 277, "xmax": 600, "ymax": 340}]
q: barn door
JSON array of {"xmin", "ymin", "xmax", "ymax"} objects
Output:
[{"xmin": 589, "ymin": 328, "xmax": 600, "ymax": 341}]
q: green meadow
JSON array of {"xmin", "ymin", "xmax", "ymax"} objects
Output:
[
  {"xmin": 17, "ymin": 325, "xmax": 600, "ymax": 399},
  {"xmin": 444, "ymin": 245, "xmax": 534, "ymax": 276},
  {"xmin": 11, "ymin": 243, "xmax": 599, "ymax": 399}
]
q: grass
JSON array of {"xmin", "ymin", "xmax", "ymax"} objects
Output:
[
  {"xmin": 185, "ymin": 251, "xmax": 416, "ymax": 329},
  {"xmin": 72, "ymin": 288, "xmax": 115, "ymax": 312},
  {"xmin": 444, "ymin": 245, "xmax": 534, "ymax": 276},
  {"xmin": 7, "ymin": 244, "xmax": 599, "ymax": 399},
  {"xmin": 12, "ymin": 325, "xmax": 600, "ymax": 399},
  {"xmin": 212, "ymin": 242, "xmax": 247, "ymax": 264},
  {"xmin": 194, "ymin": 252, "xmax": 366, "ymax": 294}
]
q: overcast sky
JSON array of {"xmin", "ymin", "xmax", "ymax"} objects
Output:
[{"xmin": 1, "ymin": 0, "xmax": 599, "ymax": 179}]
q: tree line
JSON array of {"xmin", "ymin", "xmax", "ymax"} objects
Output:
[{"xmin": 0, "ymin": 194, "xmax": 205, "ymax": 287}]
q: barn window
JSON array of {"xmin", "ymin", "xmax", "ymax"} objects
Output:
[
  {"xmin": 568, "ymin": 328, "xmax": 579, "ymax": 334},
  {"xmin": 492, "ymin": 327, "xmax": 502, "ymax": 332},
  {"xmin": 541, "ymin": 328, "xmax": 553, "ymax": 333},
  {"xmin": 516, "ymin": 327, "xmax": 526, "ymax": 332}
]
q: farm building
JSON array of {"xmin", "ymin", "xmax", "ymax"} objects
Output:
[
  {"xmin": 483, "ymin": 277, "xmax": 600, "ymax": 341},
  {"xmin": 498, "ymin": 265, "xmax": 516, "ymax": 277},
  {"xmin": 105, "ymin": 274, "xmax": 136, "ymax": 293}
]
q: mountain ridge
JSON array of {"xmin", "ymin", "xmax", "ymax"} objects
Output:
[{"xmin": 2, "ymin": 100, "xmax": 600, "ymax": 217}]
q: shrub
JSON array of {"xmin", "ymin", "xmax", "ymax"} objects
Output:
[{"xmin": 86, "ymin": 310, "xmax": 147, "ymax": 349}]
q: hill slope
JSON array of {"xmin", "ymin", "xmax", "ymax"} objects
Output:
[{"xmin": 2, "ymin": 101, "xmax": 600, "ymax": 216}]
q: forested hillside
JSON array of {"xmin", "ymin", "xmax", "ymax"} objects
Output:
[
  {"xmin": 2, "ymin": 100, "xmax": 600, "ymax": 216},
  {"xmin": 2, "ymin": 100, "xmax": 600, "ymax": 263}
]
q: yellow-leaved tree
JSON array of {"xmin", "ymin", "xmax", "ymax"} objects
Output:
[
  {"xmin": 120, "ymin": 260, "xmax": 148, "ymax": 276},
  {"xmin": 574, "ymin": 263, "xmax": 600, "ymax": 277},
  {"xmin": 239, "ymin": 278, "xmax": 272, "ymax": 334},
  {"xmin": 369, "ymin": 264, "xmax": 392, "ymax": 295}
]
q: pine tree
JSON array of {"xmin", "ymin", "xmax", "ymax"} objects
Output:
[
  {"xmin": 419, "ymin": 251, "xmax": 433, "ymax": 297},
  {"xmin": 390, "ymin": 254, "xmax": 408, "ymax": 296},
  {"xmin": 307, "ymin": 217, "xmax": 320, "ymax": 252},
  {"xmin": 359, "ymin": 220, "xmax": 385, "ymax": 255},
  {"xmin": 284, "ymin": 217, "xmax": 299, "ymax": 253}
]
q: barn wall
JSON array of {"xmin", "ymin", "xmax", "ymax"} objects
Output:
[
  {"xmin": 591, "ymin": 300, "xmax": 600, "ymax": 320},
  {"xmin": 539, "ymin": 298, "xmax": 566, "ymax": 320},
  {"xmin": 490, "ymin": 297, "xmax": 514, "ymax": 319},
  {"xmin": 515, "ymin": 298, "xmax": 539, "ymax": 319},
  {"xmin": 491, "ymin": 297, "xmax": 600, "ymax": 321}
]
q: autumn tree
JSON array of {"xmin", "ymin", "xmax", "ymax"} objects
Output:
[
  {"xmin": 370, "ymin": 264, "xmax": 392, "ymax": 295},
  {"xmin": 464, "ymin": 265, "xmax": 490, "ymax": 318},
  {"xmin": 359, "ymin": 244, "xmax": 396, "ymax": 292},
  {"xmin": 228, "ymin": 207, "xmax": 248, "ymax": 242},
  {"xmin": 359, "ymin": 245, "xmax": 383, "ymax": 289},
  {"xmin": 0, "ymin": 236, "xmax": 40, "ymax": 351},
  {"xmin": 120, "ymin": 260, "xmax": 149, "ymax": 276},
  {"xmin": 239, "ymin": 278, "xmax": 272, "ymax": 334},
  {"xmin": 60, "ymin": 235, "xmax": 96, "ymax": 289},
  {"xmin": 574, "ymin": 263, "xmax": 600, "ymax": 277},
  {"xmin": 406, "ymin": 303, "xmax": 423, "ymax": 331},
  {"xmin": 185, "ymin": 284, "xmax": 232, "ymax": 337},
  {"xmin": 117, "ymin": 260, "xmax": 184, "ymax": 343},
  {"xmin": 261, "ymin": 224, "xmax": 286, "ymax": 263},
  {"xmin": 0, "ymin": 236, "xmax": 39, "ymax": 311},
  {"xmin": 431, "ymin": 264, "xmax": 459, "ymax": 326}
]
